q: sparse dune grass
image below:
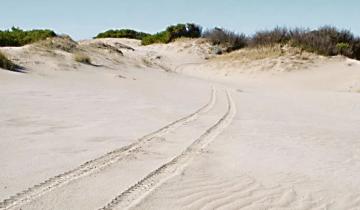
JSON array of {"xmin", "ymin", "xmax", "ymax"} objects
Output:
[
  {"xmin": 36, "ymin": 35, "xmax": 78, "ymax": 52},
  {"xmin": 89, "ymin": 42, "xmax": 123, "ymax": 55},
  {"xmin": 0, "ymin": 51, "xmax": 17, "ymax": 71},
  {"xmin": 73, "ymin": 53, "xmax": 92, "ymax": 65},
  {"xmin": 216, "ymin": 45, "xmax": 283, "ymax": 61},
  {"xmin": 208, "ymin": 44, "xmax": 320, "ymax": 72}
]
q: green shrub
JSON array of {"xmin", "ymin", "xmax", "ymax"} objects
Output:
[
  {"xmin": 0, "ymin": 51, "xmax": 16, "ymax": 71},
  {"xmin": 141, "ymin": 31, "xmax": 171, "ymax": 45},
  {"xmin": 0, "ymin": 27, "xmax": 56, "ymax": 47},
  {"xmin": 95, "ymin": 29, "xmax": 150, "ymax": 40},
  {"xmin": 166, "ymin": 23, "xmax": 202, "ymax": 40},
  {"xmin": 336, "ymin": 42, "xmax": 351, "ymax": 55},
  {"xmin": 141, "ymin": 23, "xmax": 202, "ymax": 45},
  {"xmin": 73, "ymin": 53, "xmax": 91, "ymax": 64}
]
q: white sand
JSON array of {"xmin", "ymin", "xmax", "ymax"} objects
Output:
[{"xmin": 1, "ymin": 38, "xmax": 360, "ymax": 210}]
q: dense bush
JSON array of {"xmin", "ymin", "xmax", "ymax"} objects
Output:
[
  {"xmin": 250, "ymin": 27, "xmax": 290, "ymax": 46},
  {"xmin": 166, "ymin": 23, "xmax": 202, "ymax": 40},
  {"xmin": 141, "ymin": 23, "xmax": 202, "ymax": 45},
  {"xmin": 247, "ymin": 26, "xmax": 360, "ymax": 60},
  {"xmin": 0, "ymin": 27, "xmax": 56, "ymax": 47},
  {"xmin": 352, "ymin": 38, "xmax": 360, "ymax": 60},
  {"xmin": 336, "ymin": 42, "xmax": 351, "ymax": 55},
  {"xmin": 290, "ymin": 26, "xmax": 356, "ymax": 57},
  {"xmin": 203, "ymin": 28, "xmax": 247, "ymax": 52},
  {"xmin": 95, "ymin": 29, "xmax": 150, "ymax": 40},
  {"xmin": 141, "ymin": 31, "xmax": 171, "ymax": 45}
]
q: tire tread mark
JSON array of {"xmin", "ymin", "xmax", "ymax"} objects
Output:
[
  {"xmin": 99, "ymin": 89, "xmax": 236, "ymax": 210},
  {"xmin": 0, "ymin": 88, "xmax": 216, "ymax": 210}
]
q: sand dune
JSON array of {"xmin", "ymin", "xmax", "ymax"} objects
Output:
[{"xmin": 1, "ymin": 38, "xmax": 360, "ymax": 210}]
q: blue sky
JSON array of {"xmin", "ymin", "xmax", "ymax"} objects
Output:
[{"xmin": 1, "ymin": 0, "xmax": 359, "ymax": 40}]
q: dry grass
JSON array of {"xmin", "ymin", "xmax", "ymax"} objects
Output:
[
  {"xmin": 215, "ymin": 44, "xmax": 313, "ymax": 62},
  {"xmin": 216, "ymin": 45, "xmax": 283, "ymax": 61},
  {"xmin": 36, "ymin": 35, "xmax": 78, "ymax": 53},
  {"xmin": 73, "ymin": 53, "xmax": 91, "ymax": 64},
  {"xmin": 89, "ymin": 42, "xmax": 123, "ymax": 55},
  {"xmin": 0, "ymin": 51, "xmax": 16, "ymax": 71},
  {"xmin": 204, "ymin": 44, "xmax": 321, "ymax": 73},
  {"xmin": 141, "ymin": 58, "xmax": 153, "ymax": 67}
]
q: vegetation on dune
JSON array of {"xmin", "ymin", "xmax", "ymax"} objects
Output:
[
  {"xmin": 289, "ymin": 27, "xmax": 355, "ymax": 57},
  {"xmin": 36, "ymin": 35, "xmax": 78, "ymax": 52},
  {"xmin": 249, "ymin": 26, "xmax": 360, "ymax": 60},
  {"xmin": 0, "ymin": 51, "xmax": 23, "ymax": 72},
  {"xmin": 0, "ymin": 51, "xmax": 16, "ymax": 71},
  {"xmin": 203, "ymin": 27, "xmax": 247, "ymax": 52},
  {"xmin": 141, "ymin": 23, "xmax": 202, "ymax": 45},
  {"xmin": 89, "ymin": 42, "xmax": 124, "ymax": 55},
  {"xmin": 220, "ymin": 45, "xmax": 286, "ymax": 61},
  {"xmin": 250, "ymin": 27, "xmax": 290, "ymax": 47},
  {"xmin": 95, "ymin": 29, "xmax": 150, "ymax": 40},
  {"xmin": 336, "ymin": 42, "xmax": 351, "ymax": 56},
  {"xmin": 73, "ymin": 53, "xmax": 92, "ymax": 65},
  {"xmin": 1, "ymin": 24, "xmax": 360, "ymax": 61},
  {"xmin": 95, "ymin": 23, "xmax": 360, "ymax": 60},
  {"xmin": 0, "ymin": 27, "xmax": 56, "ymax": 47},
  {"xmin": 141, "ymin": 31, "xmax": 170, "ymax": 45},
  {"xmin": 200, "ymin": 25, "xmax": 360, "ymax": 60}
]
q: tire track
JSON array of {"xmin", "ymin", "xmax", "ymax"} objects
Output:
[
  {"xmin": 99, "ymin": 89, "xmax": 236, "ymax": 210},
  {"xmin": 0, "ymin": 87, "xmax": 216, "ymax": 210}
]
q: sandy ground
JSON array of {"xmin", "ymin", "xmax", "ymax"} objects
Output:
[{"xmin": 1, "ymin": 38, "xmax": 360, "ymax": 210}]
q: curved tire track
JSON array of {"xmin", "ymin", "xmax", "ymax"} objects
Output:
[
  {"xmin": 99, "ymin": 89, "xmax": 236, "ymax": 210},
  {"xmin": 0, "ymin": 87, "xmax": 216, "ymax": 210}
]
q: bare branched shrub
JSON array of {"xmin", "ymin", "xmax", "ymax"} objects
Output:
[
  {"xmin": 250, "ymin": 27, "xmax": 290, "ymax": 47},
  {"xmin": 203, "ymin": 28, "xmax": 247, "ymax": 52},
  {"xmin": 248, "ymin": 26, "xmax": 360, "ymax": 60},
  {"xmin": 290, "ymin": 26, "xmax": 355, "ymax": 56}
]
